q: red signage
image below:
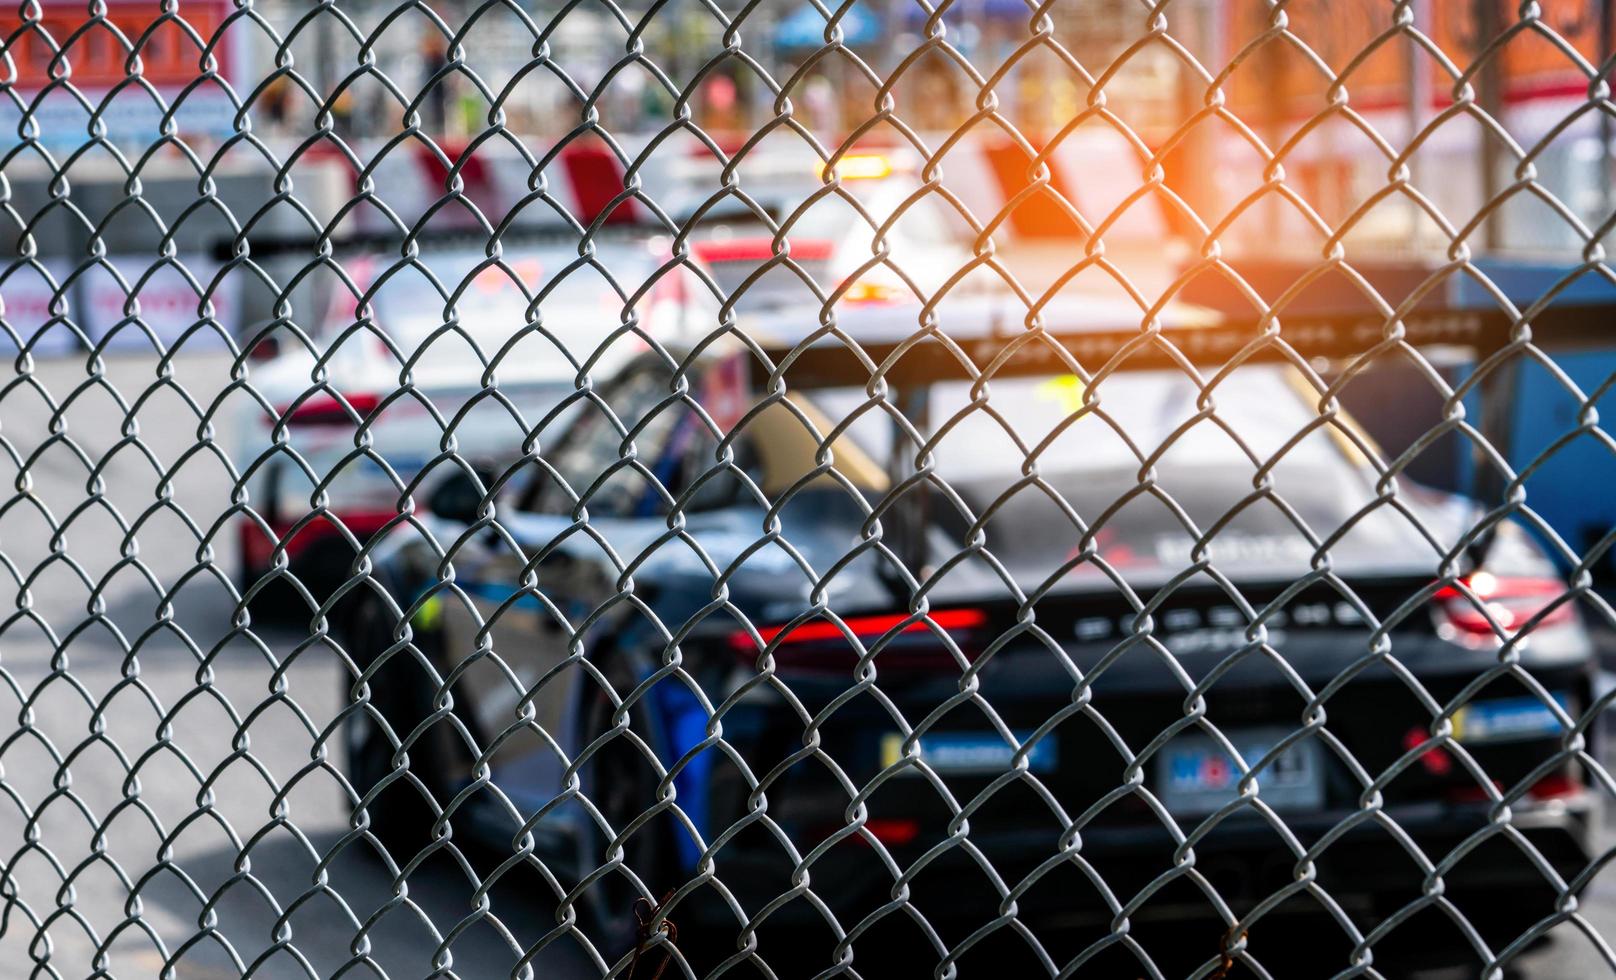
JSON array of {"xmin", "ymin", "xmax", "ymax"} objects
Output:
[{"xmin": 2, "ymin": 0, "xmax": 235, "ymax": 91}]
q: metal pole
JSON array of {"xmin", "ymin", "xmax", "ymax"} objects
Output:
[
  {"xmin": 316, "ymin": 2, "xmax": 337, "ymax": 97},
  {"xmin": 1260, "ymin": 3, "xmax": 1285, "ymax": 241},
  {"xmin": 1600, "ymin": 0, "xmax": 1614, "ymax": 221},
  {"xmin": 1173, "ymin": 0, "xmax": 1221, "ymax": 245},
  {"xmin": 1475, "ymin": 0, "xmax": 1505, "ymax": 252},
  {"xmin": 1405, "ymin": 0, "xmax": 1429, "ymax": 248},
  {"xmin": 1470, "ymin": 0, "xmax": 1514, "ymax": 537},
  {"xmin": 889, "ymin": 383, "xmax": 932, "ymax": 584}
]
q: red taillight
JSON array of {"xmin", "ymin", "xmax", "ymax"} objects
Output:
[
  {"xmin": 729, "ymin": 608, "xmax": 988, "ymax": 673},
  {"xmin": 1433, "ymin": 572, "xmax": 1573, "ymax": 639},
  {"xmin": 1446, "ymin": 771, "xmax": 1583, "ymax": 805},
  {"xmin": 1527, "ymin": 771, "xmax": 1583, "ymax": 801},
  {"xmin": 247, "ymin": 336, "xmax": 280, "ymax": 361},
  {"xmin": 281, "ymin": 392, "xmax": 380, "ymax": 427},
  {"xmin": 1403, "ymin": 726, "xmax": 1453, "ymax": 776},
  {"xmin": 690, "ymin": 237, "xmax": 835, "ymax": 264},
  {"xmin": 731, "ymin": 608, "xmax": 988, "ymax": 652},
  {"xmin": 1446, "ymin": 780, "xmax": 1500, "ymax": 805},
  {"xmin": 860, "ymin": 818, "xmax": 919, "ymax": 846},
  {"xmin": 812, "ymin": 817, "xmax": 922, "ymax": 848}
]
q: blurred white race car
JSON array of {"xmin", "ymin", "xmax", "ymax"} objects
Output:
[
  {"xmin": 235, "ymin": 236, "xmax": 714, "ymax": 601},
  {"xmin": 664, "ymin": 148, "xmax": 990, "ymax": 313}
]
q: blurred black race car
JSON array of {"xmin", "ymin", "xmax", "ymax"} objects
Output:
[{"xmin": 342, "ymin": 297, "xmax": 1598, "ymax": 973}]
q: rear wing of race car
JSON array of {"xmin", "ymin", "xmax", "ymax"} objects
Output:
[
  {"xmin": 743, "ymin": 257, "xmax": 1616, "ymax": 390},
  {"xmin": 747, "ymin": 302, "xmax": 1495, "ymax": 389}
]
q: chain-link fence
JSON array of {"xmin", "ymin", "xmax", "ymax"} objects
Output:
[{"xmin": 5, "ymin": 0, "xmax": 1616, "ymax": 977}]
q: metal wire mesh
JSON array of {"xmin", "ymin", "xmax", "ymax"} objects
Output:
[{"xmin": 3, "ymin": 0, "xmax": 1616, "ymax": 977}]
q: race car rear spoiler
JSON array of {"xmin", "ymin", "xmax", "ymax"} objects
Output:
[
  {"xmin": 747, "ymin": 304, "xmax": 1503, "ymax": 388},
  {"xmin": 744, "ymin": 258, "xmax": 1616, "ymax": 389}
]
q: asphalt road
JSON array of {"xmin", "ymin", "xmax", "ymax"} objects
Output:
[
  {"xmin": 1, "ymin": 348, "xmax": 1613, "ymax": 978},
  {"xmin": 0, "ymin": 351, "xmax": 599, "ymax": 979}
]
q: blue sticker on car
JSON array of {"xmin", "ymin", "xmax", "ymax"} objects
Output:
[{"xmin": 1454, "ymin": 693, "xmax": 1571, "ymax": 744}]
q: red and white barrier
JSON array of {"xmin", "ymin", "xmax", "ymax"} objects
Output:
[{"xmin": 322, "ymin": 128, "xmax": 1168, "ymax": 246}]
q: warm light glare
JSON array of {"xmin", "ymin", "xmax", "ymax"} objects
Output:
[
  {"xmin": 815, "ymin": 154, "xmax": 894, "ymax": 181},
  {"xmin": 843, "ymin": 280, "xmax": 906, "ymax": 304}
]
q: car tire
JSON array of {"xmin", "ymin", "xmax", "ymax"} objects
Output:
[
  {"xmin": 576, "ymin": 649, "xmax": 680, "ymax": 955},
  {"xmin": 237, "ymin": 549, "xmax": 320, "ymax": 626},
  {"xmin": 342, "ymin": 594, "xmax": 450, "ymax": 864}
]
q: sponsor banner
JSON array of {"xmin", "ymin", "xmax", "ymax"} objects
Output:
[
  {"xmin": 0, "ymin": 261, "xmax": 78, "ymax": 357},
  {"xmin": 340, "ymin": 128, "xmax": 1168, "ymax": 244},
  {"xmin": 0, "ymin": 87, "xmax": 241, "ymax": 150},
  {"xmin": 79, "ymin": 257, "xmax": 241, "ymax": 352},
  {"xmin": 2, "ymin": 255, "xmax": 240, "ymax": 356}
]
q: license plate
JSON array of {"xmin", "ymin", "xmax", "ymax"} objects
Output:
[
  {"xmin": 1156, "ymin": 728, "xmax": 1323, "ymax": 816},
  {"xmin": 1454, "ymin": 693, "xmax": 1570, "ymax": 744},
  {"xmin": 881, "ymin": 731, "xmax": 1058, "ymax": 775}
]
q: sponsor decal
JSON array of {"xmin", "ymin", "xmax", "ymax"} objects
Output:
[
  {"xmin": 1453, "ymin": 693, "xmax": 1571, "ymax": 744},
  {"xmin": 1073, "ymin": 600, "xmax": 1364, "ymax": 648},
  {"xmin": 880, "ymin": 731, "xmax": 1057, "ymax": 774}
]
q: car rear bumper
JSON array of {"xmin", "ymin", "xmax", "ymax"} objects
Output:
[
  {"xmin": 677, "ymin": 651, "xmax": 1599, "ymax": 941},
  {"xmin": 686, "ymin": 792, "xmax": 1598, "ymax": 933}
]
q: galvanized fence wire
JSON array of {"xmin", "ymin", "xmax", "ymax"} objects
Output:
[{"xmin": 3, "ymin": 0, "xmax": 1616, "ymax": 977}]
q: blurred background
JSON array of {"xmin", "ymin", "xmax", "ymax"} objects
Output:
[
  {"xmin": 8, "ymin": 0, "xmax": 1613, "ymax": 249},
  {"xmin": 7, "ymin": 0, "xmax": 1616, "ymax": 574}
]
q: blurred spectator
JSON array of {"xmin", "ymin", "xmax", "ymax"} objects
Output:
[
  {"xmin": 261, "ymin": 74, "xmax": 293, "ymax": 132},
  {"xmin": 640, "ymin": 80, "xmax": 672, "ymax": 126},
  {"xmin": 916, "ymin": 59, "xmax": 960, "ymax": 131},
  {"xmin": 332, "ymin": 86, "xmax": 356, "ymax": 138},
  {"xmin": 420, "ymin": 31, "xmax": 450, "ymax": 135},
  {"xmin": 704, "ymin": 73, "xmax": 739, "ymax": 132},
  {"xmin": 801, "ymin": 74, "xmax": 836, "ymax": 133},
  {"xmin": 453, "ymin": 77, "xmax": 484, "ymax": 139}
]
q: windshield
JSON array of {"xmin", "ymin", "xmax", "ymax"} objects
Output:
[
  {"xmin": 811, "ymin": 367, "xmax": 1411, "ymax": 579},
  {"xmin": 816, "ymin": 368, "xmax": 1348, "ymax": 471}
]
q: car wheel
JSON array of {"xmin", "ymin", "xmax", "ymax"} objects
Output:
[
  {"xmin": 577, "ymin": 652, "xmax": 679, "ymax": 954},
  {"xmin": 342, "ymin": 595, "xmax": 448, "ymax": 863},
  {"xmin": 235, "ymin": 537, "xmax": 296, "ymax": 624}
]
